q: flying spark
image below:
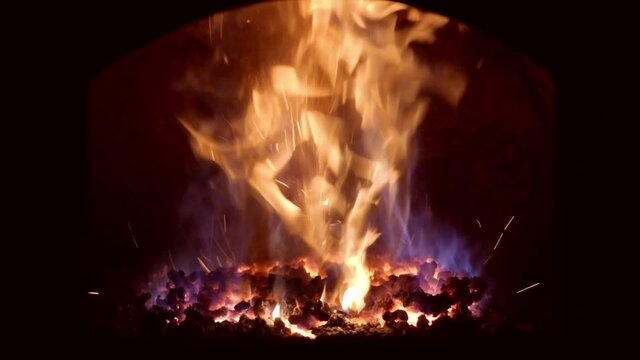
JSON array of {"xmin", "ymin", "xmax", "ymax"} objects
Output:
[
  {"xmin": 475, "ymin": 218, "xmax": 481, "ymax": 229},
  {"xmin": 516, "ymin": 282, "xmax": 540, "ymax": 294},
  {"xmin": 214, "ymin": 237, "xmax": 232, "ymax": 262},
  {"xmin": 197, "ymin": 257, "xmax": 212, "ymax": 274},
  {"xmin": 493, "ymin": 232, "xmax": 504, "ymax": 250},
  {"xmin": 503, "ymin": 215, "xmax": 515, "ymax": 231},
  {"xmin": 275, "ymin": 179, "xmax": 290, "ymax": 188},
  {"xmin": 127, "ymin": 222, "xmax": 139, "ymax": 248},
  {"xmin": 266, "ymin": 159, "xmax": 276, "ymax": 171},
  {"xmin": 168, "ymin": 250, "xmax": 177, "ymax": 271},
  {"xmin": 88, "ymin": 291, "xmax": 99, "ymax": 296}
]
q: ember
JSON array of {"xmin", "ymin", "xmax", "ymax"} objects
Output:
[{"xmin": 131, "ymin": 258, "xmax": 486, "ymax": 338}]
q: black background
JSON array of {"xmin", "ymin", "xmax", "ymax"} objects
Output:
[{"xmin": 24, "ymin": 0, "xmax": 627, "ymax": 352}]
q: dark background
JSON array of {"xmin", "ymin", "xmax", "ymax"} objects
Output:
[{"xmin": 27, "ymin": 0, "xmax": 626, "ymax": 349}]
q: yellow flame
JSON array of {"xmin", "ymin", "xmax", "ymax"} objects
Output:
[
  {"xmin": 290, "ymin": 324, "xmax": 317, "ymax": 339},
  {"xmin": 182, "ymin": 0, "xmax": 465, "ymax": 313},
  {"xmin": 271, "ymin": 303, "xmax": 316, "ymax": 338}
]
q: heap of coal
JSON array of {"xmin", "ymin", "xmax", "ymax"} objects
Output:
[{"xmin": 94, "ymin": 261, "xmax": 491, "ymax": 338}]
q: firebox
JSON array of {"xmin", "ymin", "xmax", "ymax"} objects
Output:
[{"xmin": 85, "ymin": 0, "xmax": 556, "ymax": 347}]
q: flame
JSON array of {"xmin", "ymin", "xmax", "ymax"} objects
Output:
[
  {"xmin": 271, "ymin": 302, "xmax": 317, "ymax": 339},
  {"xmin": 272, "ymin": 303, "xmax": 281, "ymax": 319},
  {"xmin": 290, "ymin": 325, "xmax": 317, "ymax": 339},
  {"xmin": 181, "ymin": 0, "xmax": 465, "ymax": 313},
  {"xmin": 147, "ymin": 256, "xmax": 470, "ymax": 337},
  {"xmin": 405, "ymin": 308, "xmax": 421, "ymax": 326}
]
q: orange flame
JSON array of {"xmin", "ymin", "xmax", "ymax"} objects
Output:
[{"xmin": 181, "ymin": 0, "xmax": 466, "ymax": 313}]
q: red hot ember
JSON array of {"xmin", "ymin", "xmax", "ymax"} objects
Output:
[{"xmin": 139, "ymin": 258, "xmax": 486, "ymax": 338}]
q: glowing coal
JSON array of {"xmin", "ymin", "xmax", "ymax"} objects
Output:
[{"xmin": 139, "ymin": 258, "xmax": 485, "ymax": 338}]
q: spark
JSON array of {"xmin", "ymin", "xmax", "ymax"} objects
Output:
[
  {"xmin": 214, "ymin": 237, "xmax": 232, "ymax": 262},
  {"xmin": 127, "ymin": 222, "xmax": 139, "ymax": 249},
  {"xmin": 475, "ymin": 218, "xmax": 482, "ymax": 229},
  {"xmin": 275, "ymin": 179, "xmax": 290, "ymax": 188},
  {"xmin": 88, "ymin": 291, "xmax": 99, "ymax": 295},
  {"xmin": 284, "ymin": 129, "xmax": 290, "ymax": 154},
  {"xmin": 516, "ymin": 282, "xmax": 540, "ymax": 294},
  {"xmin": 200, "ymin": 252, "xmax": 213, "ymax": 263},
  {"xmin": 291, "ymin": 117, "xmax": 296, "ymax": 149},
  {"xmin": 221, "ymin": 216, "xmax": 236, "ymax": 263},
  {"xmin": 323, "ymin": 198, "xmax": 330, "ymax": 206},
  {"xmin": 252, "ymin": 121, "xmax": 266, "ymax": 139},
  {"xmin": 210, "ymin": 148, "xmax": 216, "ymax": 162},
  {"xmin": 215, "ymin": 255, "xmax": 222, "ymax": 267},
  {"xmin": 503, "ymin": 215, "xmax": 515, "ymax": 231},
  {"xmin": 493, "ymin": 232, "xmax": 504, "ymax": 250},
  {"xmin": 167, "ymin": 250, "xmax": 177, "ymax": 271},
  {"xmin": 266, "ymin": 159, "xmax": 277, "ymax": 171},
  {"xmin": 212, "ymin": 216, "xmax": 234, "ymax": 263},
  {"xmin": 225, "ymin": 238, "xmax": 236, "ymax": 262},
  {"xmin": 223, "ymin": 116, "xmax": 235, "ymax": 132},
  {"xmin": 197, "ymin": 257, "xmax": 211, "ymax": 274},
  {"xmin": 275, "ymin": 143, "xmax": 280, "ymax": 152},
  {"xmin": 483, "ymin": 255, "xmax": 492, "ymax": 265}
]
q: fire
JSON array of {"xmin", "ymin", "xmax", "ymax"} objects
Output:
[
  {"xmin": 145, "ymin": 256, "xmax": 483, "ymax": 338},
  {"xmin": 180, "ymin": 0, "xmax": 467, "ymax": 314},
  {"xmin": 271, "ymin": 303, "xmax": 317, "ymax": 339},
  {"xmin": 272, "ymin": 303, "xmax": 281, "ymax": 319}
]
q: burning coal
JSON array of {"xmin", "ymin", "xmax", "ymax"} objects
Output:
[{"xmin": 136, "ymin": 258, "xmax": 486, "ymax": 338}]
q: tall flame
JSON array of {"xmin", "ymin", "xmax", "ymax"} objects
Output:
[{"xmin": 181, "ymin": 0, "xmax": 465, "ymax": 312}]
